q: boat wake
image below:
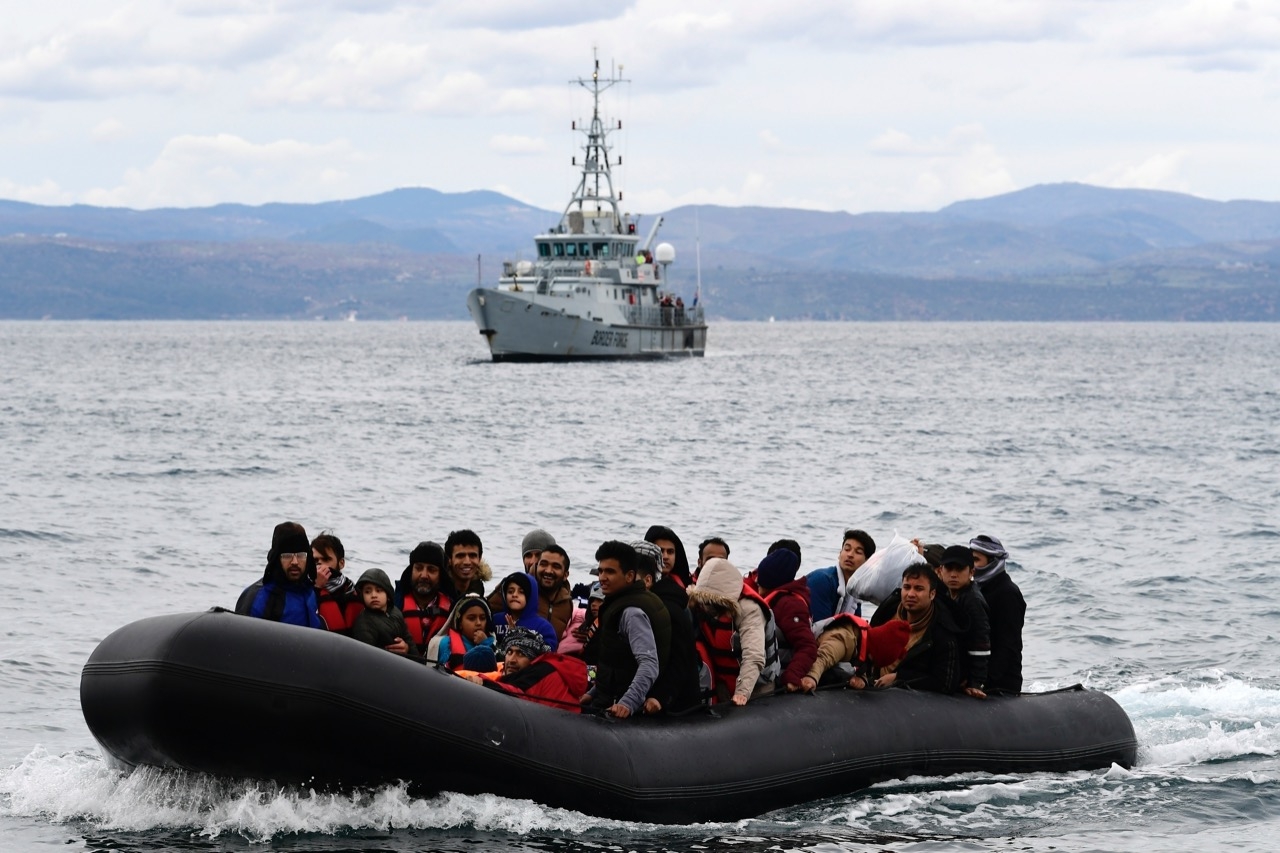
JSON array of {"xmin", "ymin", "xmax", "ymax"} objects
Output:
[{"xmin": 4, "ymin": 678, "xmax": 1278, "ymax": 846}]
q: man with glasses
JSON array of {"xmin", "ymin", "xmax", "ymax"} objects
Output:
[{"xmin": 235, "ymin": 521, "xmax": 325, "ymax": 629}]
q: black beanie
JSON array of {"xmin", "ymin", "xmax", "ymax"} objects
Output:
[
  {"xmin": 755, "ymin": 549, "xmax": 800, "ymax": 590},
  {"xmin": 408, "ymin": 541, "xmax": 446, "ymax": 570}
]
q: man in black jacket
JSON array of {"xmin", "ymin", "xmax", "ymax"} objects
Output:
[
  {"xmin": 970, "ymin": 534, "xmax": 1026, "ymax": 695},
  {"xmin": 870, "ymin": 562, "xmax": 964, "ymax": 693}
]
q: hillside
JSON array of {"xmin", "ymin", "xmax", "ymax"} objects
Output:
[{"xmin": 1, "ymin": 183, "xmax": 1277, "ymax": 320}]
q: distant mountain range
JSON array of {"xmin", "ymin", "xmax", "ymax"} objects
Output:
[{"xmin": 2, "ymin": 183, "xmax": 1277, "ymax": 320}]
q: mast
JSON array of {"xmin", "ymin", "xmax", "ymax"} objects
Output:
[{"xmin": 563, "ymin": 51, "xmax": 628, "ymax": 235}]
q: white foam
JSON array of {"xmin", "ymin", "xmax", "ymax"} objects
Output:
[
  {"xmin": 0, "ymin": 747, "xmax": 668, "ymax": 841},
  {"xmin": 1107, "ymin": 676, "xmax": 1280, "ymax": 775}
]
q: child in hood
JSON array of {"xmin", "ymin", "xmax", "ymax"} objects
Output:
[
  {"xmin": 492, "ymin": 572, "xmax": 560, "ymax": 652},
  {"xmin": 430, "ymin": 594, "xmax": 497, "ymax": 672},
  {"xmin": 350, "ymin": 568, "xmax": 415, "ymax": 656}
]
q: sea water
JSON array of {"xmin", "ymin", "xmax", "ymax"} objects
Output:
[{"xmin": 0, "ymin": 320, "xmax": 1277, "ymax": 852}]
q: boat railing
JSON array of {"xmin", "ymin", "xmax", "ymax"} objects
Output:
[{"xmin": 625, "ymin": 305, "xmax": 705, "ymax": 327}]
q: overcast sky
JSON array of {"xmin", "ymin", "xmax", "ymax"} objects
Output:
[{"xmin": 2, "ymin": 1, "xmax": 1278, "ymax": 214}]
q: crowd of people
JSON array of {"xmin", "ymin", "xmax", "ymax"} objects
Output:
[{"xmin": 234, "ymin": 522, "xmax": 1026, "ymax": 717}]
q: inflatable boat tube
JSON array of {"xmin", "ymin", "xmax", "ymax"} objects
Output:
[{"xmin": 81, "ymin": 610, "xmax": 1138, "ymax": 824}]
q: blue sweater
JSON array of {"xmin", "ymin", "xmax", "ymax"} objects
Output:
[{"xmin": 806, "ymin": 566, "xmax": 861, "ymax": 622}]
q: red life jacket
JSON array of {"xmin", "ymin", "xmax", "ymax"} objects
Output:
[
  {"xmin": 445, "ymin": 628, "xmax": 467, "ymax": 671},
  {"xmin": 693, "ymin": 586, "xmax": 779, "ymax": 703},
  {"xmin": 316, "ymin": 590, "xmax": 364, "ymax": 634},
  {"xmin": 403, "ymin": 591, "xmax": 452, "ymax": 647},
  {"xmin": 694, "ymin": 607, "xmax": 739, "ymax": 703},
  {"xmin": 827, "ymin": 613, "xmax": 873, "ymax": 667},
  {"xmin": 488, "ymin": 652, "xmax": 588, "ymax": 713}
]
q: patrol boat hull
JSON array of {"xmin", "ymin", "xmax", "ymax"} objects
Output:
[
  {"xmin": 81, "ymin": 610, "xmax": 1138, "ymax": 824},
  {"xmin": 467, "ymin": 288, "xmax": 707, "ymax": 361}
]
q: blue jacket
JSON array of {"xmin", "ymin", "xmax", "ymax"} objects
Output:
[
  {"xmin": 806, "ymin": 566, "xmax": 858, "ymax": 622},
  {"xmin": 493, "ymin": 572, "xmax": 560, "ymax": 651},
  {"xmin": 249, "ymin": 580, "xmax": 324, "ymax": 629},
  {"xmin": 437, "ymin": 633, "xmax": 496, "ymax": 664}
]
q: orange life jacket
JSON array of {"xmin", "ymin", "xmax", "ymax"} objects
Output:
[
  {"xmin": 316, "ymin": 592, "xmax": 364, "ymax": 634},
  {"xmin": 403, "ymin": 591, "xmax": 452, "ymax": 647}
]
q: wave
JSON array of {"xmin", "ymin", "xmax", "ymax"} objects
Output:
[
  {"xmin": 0, "ymin": 748, "xmax": 661, "ymax": 843},
  {"xmin": 5, "ymin": 678, "xmax": 1279, "ymax": 845}
]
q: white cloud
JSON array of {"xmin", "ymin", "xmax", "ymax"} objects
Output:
[
  {"xmin": 1101, "ymin": 0, "xmax": 1280, "ymax": 66},
  {"xmin": 490, "ymin": 134, "xmax": 548, "ymax": 155},
  {"xmin": 80, "ymin": 133, "xmax": 363, "ymax": 208},
  {"xmin": 90, "ymin": 117, "xmax": 127, "ymax": 142},
  {"xmin": 1086, "ymin": 151, "xmax": 1191, "ymax": 192},
  {"xmin": 0, "ymin": 177, "xmax": 75, "ymax": 205}
]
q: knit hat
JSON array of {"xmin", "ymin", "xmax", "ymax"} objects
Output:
[
  {"xmin": 501, "ymin": 626, "xmax": 549, "ymax": 659},
  {"xmin": 755, "ymin": 549, "xmax": 801, "ymax": 590},
  {"xmin": 354, "ymin": 568, "xmax": 395, "ymax": 598},
  {"xmin": 939, "ymin": 545, "xmax": 974, "ymax": 569},
  {"xmin": 865, "ymin": 620, "xmax": 912, "ymax": 667},
  {"xmin": 408, "ymin": 540, "xmax": 445, "ymax": 569},
  {"xmin": 521, "ymin": 529, "xmax": 556, "ymax": 556},
  {"xmin": 629, "ymin": 540, "xmax": 663, "ymax": 577},
  {"xmin": 969, "ymin": 534, "xmax": 1008, "ymax": 560},
  {"xmin": 461, "ymin": 644, "xmax": 497, "ymax": 673}
]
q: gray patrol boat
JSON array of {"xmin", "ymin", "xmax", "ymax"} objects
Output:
[{"xmin": 466, "ymin": 58, "xmax": 706, "ymax": 361}]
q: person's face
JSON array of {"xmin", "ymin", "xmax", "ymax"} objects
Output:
[
  {"xmin": 937, "ymin": 563, "xmax": 973, "ymax": 594},
  {"xmin": 504, "ymin": 647, "xmax": 532, "ymax": 674},
  {"xmin": 458, "ymin": 607, "xmax": 488, "ymax": 640},
  {"xmin": 971, "ymin": 551, "xmax": 991, "ymax": 569},
  {"xmin": 698, "ymin": 542, "xmax": 728, "ymax": 569},
  {"xmin": 450, "ymin": 544, "xmax": 481, "ymax": 581},
  {"xmin": 505, "ymin": 583, "xmax": 527, "ymax": 613},
  {"xmin": 838, "ymin": 538, "xmax": 867, "ymax": 575},
  {"xmin": 900, "ymin": 574, "xmax": 936, "ymax": 616},
  {"xmin": 536, "ymin": 552, "xmax": 567, "ymax": 589},
  {"xmin": 314, "ymin": 547, "xmax": 343, "ymax": 577},
  {"xmin": 522, "ymin": 549, "xmax": 541, "ymax": 571},
  {"xmin": 655, "ymin": 539, "xmax": 677, "ymax": 572},
  {"xmin": 361, "ymin": 583, "xmax": 388, "ymax": 612},
  {"xmin": 588, "ymin": 598, "xmax": 602, "ymax": 618},
  {"xmin": 596, "ymin": 558, "xmax": 633, "ymax": 595},
  {"xmin": 279, "ymin": 550, "xmax": 308, "ymax": 582},
  {"xmin": 411, "ymin": 562, "xmax": 440, "ymax": 597}
]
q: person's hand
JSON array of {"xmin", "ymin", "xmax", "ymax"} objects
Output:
[
  {"xmin": 964, "ymin": 686, "xmax": 987, "ymax": 699},
  {"xmin": 385, "ymin": 638, "xmax": 409, "ymax": 655},
  {"xmin": 875, "ymin": 672, "xmax": 897, "ymax": 688},
  {"xmin": 731, "ymin": 694, "xmax": 748, "ymax": 706},
  {"xmin": 609, "ymin": 703, "xmax": 632, "ymax": 718},
  {"xmin": 462, "ymin": 674, "xmax": 483, "ymax": 685},
  {"xmin": 910, "ymin": 538, "xmax": 925, "ymax": 554},
  {"xmin": 799, "ymin": 676, "xmax": 817, "ymax": 693},
  {"xmin": 848, "ymin": 674, "xmax": 868, "ymax": 690},
  {"xmin": 643, "ymin": 697, "xmax": 662, "ymax": 714},
  {"xmin": 469, "ymin": 628, "xmax": 487, "ymax": 644},
  {"xmin": 314, "ymin": 564, "xmax": 331, "ymax": 588}
]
